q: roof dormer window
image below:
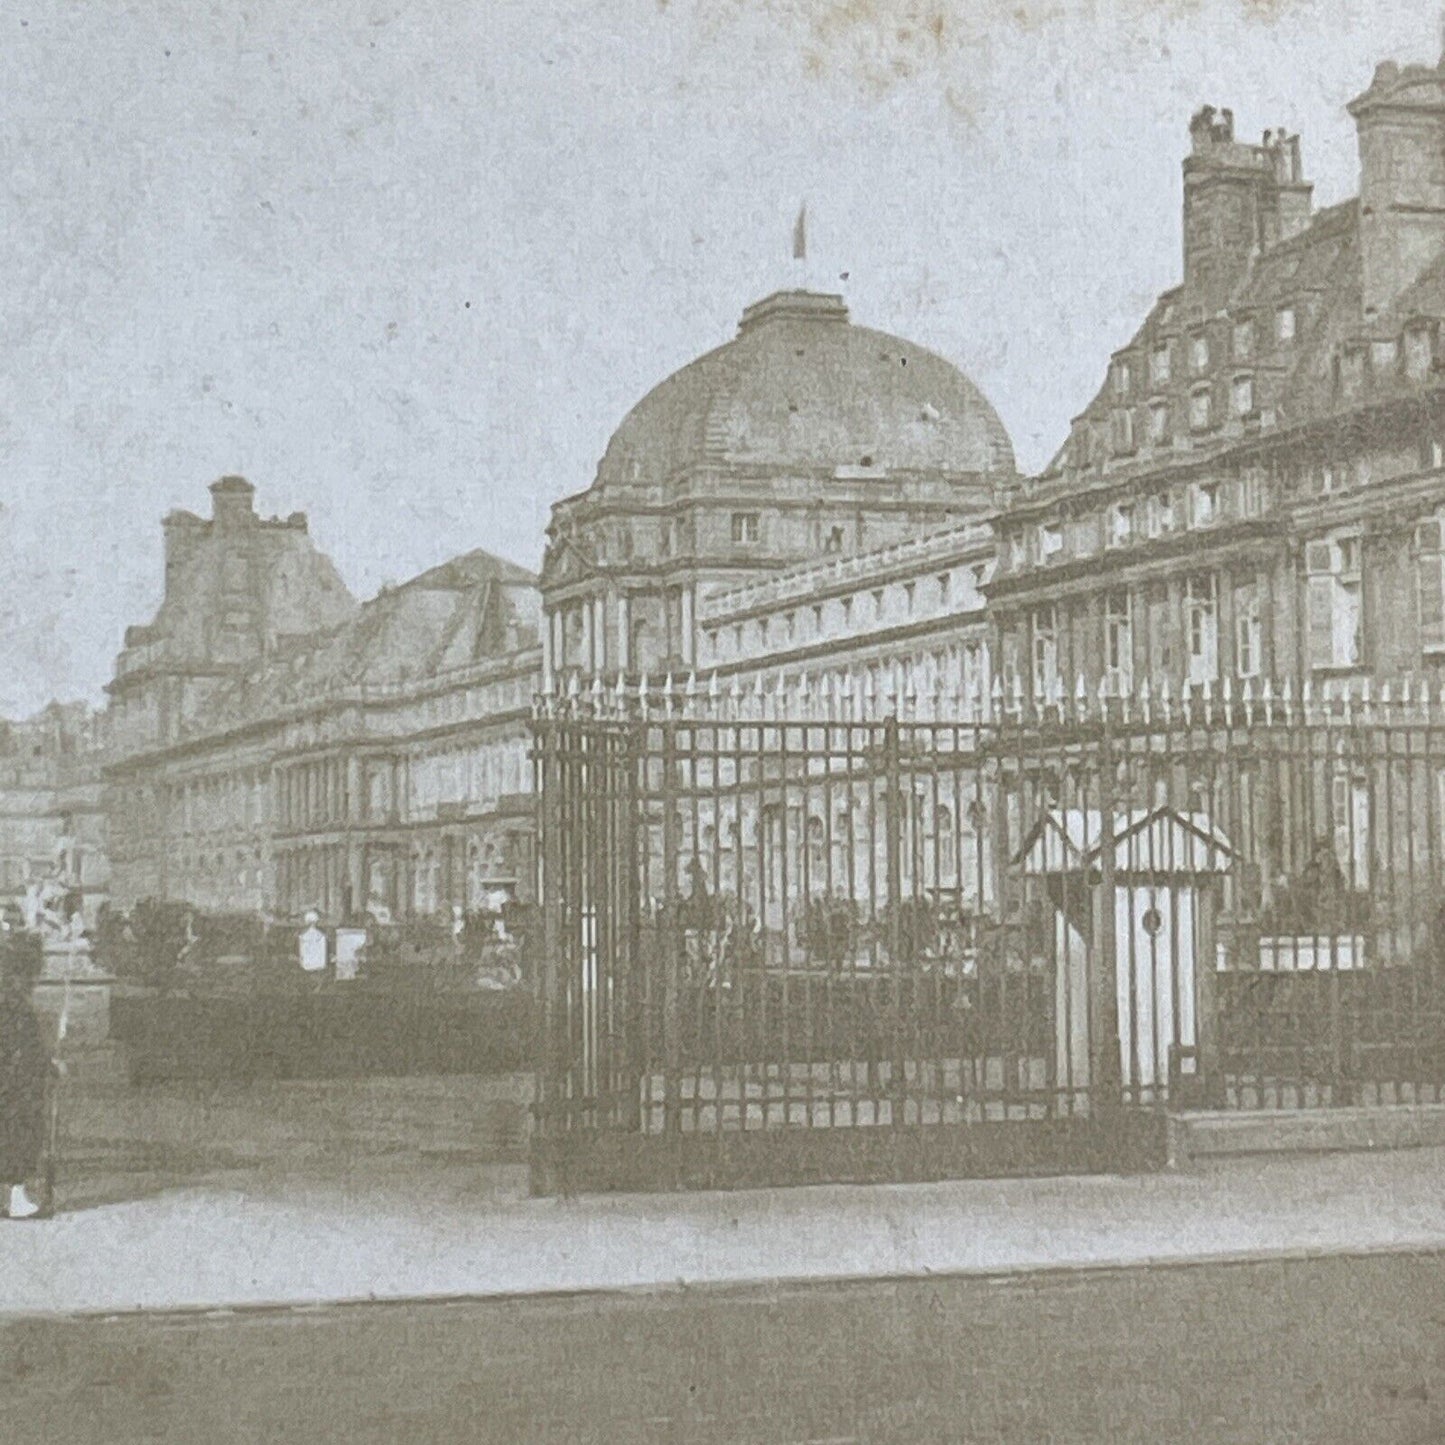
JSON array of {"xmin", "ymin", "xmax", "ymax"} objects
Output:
[
  {"xmin": 1191, "ymin": 334, "xmax": 1211, "ymax": 374},
  {"xmin": 1150, "ymin": 342, "xmax": 1172, "ymax": 386},
  {"xmin": 1113, "ymin": 359, "xmax": 1132, "ymax": 396},
  {"xmin": 1038, "ymin": 522, "xmax": 1064, "ymax": 561},
  {"xmin": 731, "ymin": 511, "xmax": 760, "ymax": 545}
]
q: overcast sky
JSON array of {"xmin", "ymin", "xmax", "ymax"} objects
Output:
[{"xmin": 0, "ymin": 0, "xmax": 1436, "ymax": 715}]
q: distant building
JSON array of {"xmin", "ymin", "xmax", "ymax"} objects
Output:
[
  {"xmin": 0, "ymin": 702, "xmax": 107, "ymax": 923},
  {"xmin": 103, "ymin": 480, "xmax": 541, "ymax": 919},
  {"xmin": 988, "ymin": 58, "xmax": 1445, "ymax": 701}
]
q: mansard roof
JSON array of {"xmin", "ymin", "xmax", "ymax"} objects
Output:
[
  {"xmin": 1042, "ymin": 179, "xmax": 1438, "ymax": 497},
  {"xmin": 196, "ymin": 549, "xmax": 541, "ymax": 730}
]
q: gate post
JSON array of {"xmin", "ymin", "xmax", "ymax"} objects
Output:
[
  {"xmin": 1090, "ymin": 721, "xmax": 1123, "ymax": 1114},
  {"xmin": 884, "ymin": 714, "xmax": 906, "ymax": 1107},
  {"xmin": 620, "ymin": 720, "xmax": 644, "ymax": 1135},
  {"xmin": 534, "ymin": 706, "xmax": 567, "ymax": 1194},
  {"xmin": 1193, "ymin": 879, "xmax": 1226, "ymax": 1108},
  {"xmin": 661, "ymin": 718, "xmax": 682, "ymax": 1149}
]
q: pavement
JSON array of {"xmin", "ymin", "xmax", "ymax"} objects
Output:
[{"xmin": 2, "ymin": 1111, "xmax": 1444, "ymax": 1317}]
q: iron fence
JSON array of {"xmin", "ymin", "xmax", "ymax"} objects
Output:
[{"xmin": 531, "ymin": 675, "xmax": 1445, "ymax": 1191}]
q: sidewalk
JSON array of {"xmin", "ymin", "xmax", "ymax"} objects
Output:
[{"xmin": 2, "ymin": 1139, "xmax": 1443, "ymax": 1318}]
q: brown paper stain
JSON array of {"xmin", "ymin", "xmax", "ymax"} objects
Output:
[{"xmin": 674, "ymin": 0, "xmax": 1313, "ymax": 112}]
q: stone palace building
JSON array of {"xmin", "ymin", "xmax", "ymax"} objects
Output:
[
  {"xmin": 2, "ymin": 47, "xmax": 1437, "ymax": 926},
  {"xmin": 103, "ymin": 478, "xmax": 540, "ymax": 919},
  {"xmin": 989, "ymin": 58, "xmax": 1445, "ymax": 701}
]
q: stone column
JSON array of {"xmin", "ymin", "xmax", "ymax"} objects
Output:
[
  {"xmin": 346, "ymin": 756, "xmax": 363, "ymax": 824},
  {"xmin": 680, "ymin": 585, "xmax": 695, "ymax": 668},
  {"xmin": 616, "ymin": 592, "xmax": 631, "ymax": 674},
  {"xmin": 592, "ymin": 595, "xmax": 607, "ymax": 675}
]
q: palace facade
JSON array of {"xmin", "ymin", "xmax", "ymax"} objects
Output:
[
  {"xmin": 103, "ymin": 479, "xmax": 541, "ymax": 919},
  {"xmin": 540, "ymin": 288, "xmax": 1014, "ymax": 685},
  {"xmin": 987, "ymin": 59, "xmax": 1445, "ymax": 701},
  {"xmin": 88, "ymin": 48, "xmax": 1445, "ymax": 925}
]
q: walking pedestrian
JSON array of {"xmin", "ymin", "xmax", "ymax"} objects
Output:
[{"xmin": 0, "ymin": 930, "xmax": 48, "ymax": 1219}]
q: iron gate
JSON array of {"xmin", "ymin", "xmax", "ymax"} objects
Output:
[
  {"xmin": 532, "ymin": 679, "xmax": 1445, "ymax": 1193},
  {"xmin": 531, "ymin": 686, "xmax": 1173, "ymax": 1193}
]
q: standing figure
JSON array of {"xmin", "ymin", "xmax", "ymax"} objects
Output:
[{"xmin": 0, "ymin": 932, "xmax": 48, "ymax": 1219}]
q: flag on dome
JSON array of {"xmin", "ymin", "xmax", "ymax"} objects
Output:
[{"xmin": 792, "ymin": 202, "xmax": 807, "ymax": 261}]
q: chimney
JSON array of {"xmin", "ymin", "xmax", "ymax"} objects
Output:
[
  {"xmin": 161, "ymin": 508, "xmax": 207, "ymax": 593},
  {"xmin": 1349, "ymin": 57, "xmax": 1445, "ymax": 322},
  {"xmin": 209, "ymin": 475, "xmax": 256, "ymax": 529},
  {"xmin": 1182, "ymin": 106, "xmax": 1314, "ymax": 304}
]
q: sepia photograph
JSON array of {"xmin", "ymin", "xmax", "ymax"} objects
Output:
[{"xmin": 1, "ymin": 0, "xmax": 1444, "ymax": 1439}]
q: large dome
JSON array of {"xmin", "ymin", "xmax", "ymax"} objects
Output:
[{"xmin": 592, "ymin": 291, "xmax": 1015, "ymax": 492}]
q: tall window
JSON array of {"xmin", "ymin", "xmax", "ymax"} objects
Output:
[
  {"xmin": 1186, "ymin": 573, "xmax": 1218, "ymax": 684},
  {"xmin": 1331, "ymin": 773, "xmax": 1370, "ymax": 890},
  {"xmin": 1405, "ymin": 327, "xmax": 1434, "ymax": 382},
  {"xmin": 1416, "ymin": 515, "xmax": 1445, "ymax": 657},
  {"xmin": 1149, "ymin": 401, "xmax": 1171, "ymax": 444},
  {"xmin": 1112, "ymin": 408, "xmax": 1136, "ymax": 454},
  {"xmin": 1113, "ymin": 359, "xmax": 1132, "ymax": 395},
  {"xmin": 1031, "ymin": 606, "xmax": 1059, "ymax": 700},
  {"xmin": 1305, "ymin": 533, "xmax": 1363, "ymax": 671},
  {"xmin": 1190, "ymin": 480, "xmax": 1219, "ymax": 527},
  {"xmin": 731, "ymin": 511, "xmax": 760, "ymax": 544},
  {"xmin": 1190, "ymin": 387, "xmax": 1213, "ymax": 431},
  {"xmin": 1147, "ymin": 490, "xmax": 1175, "ymax": 537},
  {"xmin": 1276, "ymin": 306, "xmax": 1297, "ymax": 344},
  {"xmin": 1232, "ymin": 318, "xmax": 1255, "ymax": 360},
  {"xmin": 1232, "ymin": 375, "xmax": 1254, "ymax": 417},
  {"xmin": 1191, "ymin": 334, "xmax": 1211, "ymax": 373},
  {"xmin": 1105, "ymin": 591, "xmax": 1133, "ymax": 693},
  {"xmin": 1108, "ymin": 501, "xmax": 1134, "ymax": 547},
  {"xmin": 1038, "ymin": 522, "xmax": 1064, "ymax": 561},
  {"xmin": 1234, "ymin": 581, "xmax": 1262, "ymax": 678},
  {"xmin": 1150, "ymin": 342, "xmax": 1172, "ymax": 385},
  {"xmin": 1148, "ymin": 586, "xmax": 1173, "ymax": 678}
]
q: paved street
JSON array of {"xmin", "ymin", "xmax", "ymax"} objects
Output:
[
  {"xmin": 4, "ymin": 1074, "xmax": 1445, "ymax": 1441},
  {"xmin": 2, "ymin": 1249, "xmax": 1443, "ymax": 1443},
  {"xmin": 3, "ymin": 1074, "xmax": 1445, "ymax": 1315}
]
